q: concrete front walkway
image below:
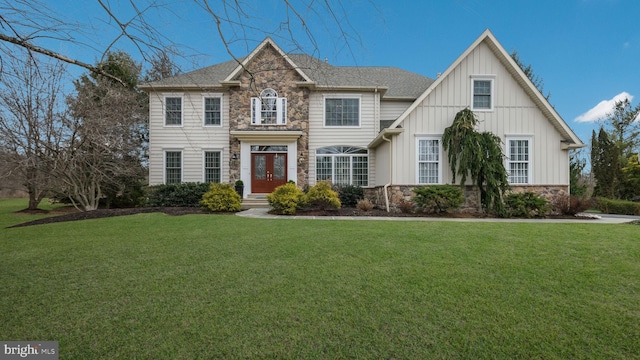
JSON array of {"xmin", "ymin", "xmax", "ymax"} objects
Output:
[{"xmin": 237, "ymin": 208, "xmax": 639, "ymax": 224}]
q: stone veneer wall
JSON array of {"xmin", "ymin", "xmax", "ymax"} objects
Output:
[
  {"xmin": 364, "ymin": 185, "xmax": 569, "ymax": 214},
  {"xmin": 226, "ymin": 44, "xmax": 311, "ymax": 187}
]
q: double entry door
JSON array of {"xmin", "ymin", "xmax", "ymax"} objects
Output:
[{"xmin": 251, "ymin": 153, "xmax": 287, "ymax": 193}]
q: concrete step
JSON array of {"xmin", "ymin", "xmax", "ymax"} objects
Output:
[{"xmin": 241, "ymin": 195, "xmax": 270, "ymax": 210}]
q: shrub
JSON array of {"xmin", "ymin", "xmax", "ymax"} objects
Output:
[
  {"xmin": 304, "ymin": 181, "xmax": 341, "ymax": 210},
  {"xmin": 504, "ymin": 192, "xmax": 550, "ymax": 218},
  {"xmin": 335, "ymin": 184, "xmax": 364, "ymax": 207},
  {"xmin": 412, "ymin": 185, "xmax": 464, "ymax": 214},
  {"xmin": 594, "ymin": 197, "xmax": 640, "ymax": 215},
  {"xmin": 356, "ymin": 199, "xmax": 374, "ymax": 211},
  {"xmin": 397, "ymin": 199, "xmax": 416, "ymax": 214},
  {"xmin": 552, "ymin": 195, "xmax": 592, "ymax": 216},
  {"xmin": 146, "ymin": 182, "xmax": 211, "ymax": 207},
  {"xmin": 267, "ymin": 183, "xmax": 305, "ymax": 215},
  {"xmin": 200, "ymin": 183, "xmax": 242, "ymax": 212}
]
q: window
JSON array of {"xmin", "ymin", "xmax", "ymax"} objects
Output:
[
  {"xmin": 165, "ymin": 151, "xmax": 182, "ymax": 184},
  {"xmin": 417, "ymin": 137, "xmax": 441, "ymax": 184},
  {"xmin": 203, "ymin": 151, "xmax": 221, "ymax": 183},
  {"xmin": 251, "ymin": 88, "xmax": 287, "ymax": 125},
  {"xmin": 471, "ymin": 77, "xmax": 494, "ymax": 111},
  {"xmin": 316, "ymin": 146, "xmax": 368, "ymax": 186},
  {"xmin": 165, "ymin": 97, "xmax": 182, "ymax": 126},
  {"xmin": 507, "ymin": 137, "xmax": 531, "ymax": 184},
  {"xmin": 204, "ymin": 97, "xmax": 221, "ymax": 126},
  {"xmin": 325, "ymin": 97, "xmax": 360, "ymax": 126}
]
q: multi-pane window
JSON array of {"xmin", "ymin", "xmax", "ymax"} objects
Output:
[
  {"xmin": 204, "ymin": 97, "xmax": 221, "ymax": 126},
  {"xmin": 417, "ymin": 138, "xmax": 441, "ymax": 184},
  {"xmin": 204, "ymin": 151, "xmax": 221, "ymax": 183},
  {"xmin": 251, "ymin": 88, "xmax": 287, "ymax": 125},
  {"xmin": 316, "ymin": 146, "xmax": 368, "ymax": 186},
  {"xmin": 165, "ymin": 151, "xmax": 182, "ymax": 184},
  {"xmin": 507, "ymin": 138, "xmax": 531, "ymax": 184},
  {"xmin": 165, "ymin": 97, "xmax": 182, "ymax": 125},
  {"xmin": 325, "ymin": 98, "xmax": 360, "ymax": 126},
  {"xmin": 472, "ymin": 79, "xmax": 493, "ymax": 110}
]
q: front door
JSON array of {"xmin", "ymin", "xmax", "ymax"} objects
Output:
[{"xmin": 251, "ymin": 153, "xmax": 287, "ymax": 193}]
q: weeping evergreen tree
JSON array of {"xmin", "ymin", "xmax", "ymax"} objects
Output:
[{"xmin": 442, "ymin": 108, "xmax": 510, "ymax": 215}]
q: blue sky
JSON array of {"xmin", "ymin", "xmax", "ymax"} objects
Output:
[{"xmin": 39, "ymin": 0, "xmax": 639, "ymax": 147}]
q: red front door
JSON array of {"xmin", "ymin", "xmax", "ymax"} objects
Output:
[{"xmin": 251, "ymin": 153, "xmax": 287, "ymax": 193}]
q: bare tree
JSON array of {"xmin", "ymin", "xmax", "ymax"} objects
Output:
[
  {"xmin": 0, "ymin": 53, "xmax": 67, "ymax": 210},
  {"xmin": 0, "ymin": 0, "xmax": 364, "ymax": 83}
]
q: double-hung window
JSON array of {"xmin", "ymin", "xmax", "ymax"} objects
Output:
[
  {"xmin": 203, "ymin": 151, "xmax": 221, "ymax": 183},
  {"xmin": 203, "ymin": 96, "xmax": 222, "ymax": 126},
  {"xmin": 165, "ymin": 151, "xmax": 182, "ymax": 184},
  {"xmin": 316, "ymin": 146, "xmax": 368, "ymax": 186},
  {"xmin": 507, "ymin": 137, "xmax": 531, "ymax": 184},
  {"xmin": 251, "ymin": 88, "xmax": 287, "ymax": 125},
  {"xmin": 165, "ymin": 96, "xmax": 182, "ymax": 126},
  {"xmin": 417, "ymin": 137, "xmax": 442, "ymax": 184},
  {"xmin": 471, "ymin": 76, "xmax": 494, "ymax": 111},
  {"xmin": 325, "ymin": 97, "xmax": 360, "ymax": 127}
]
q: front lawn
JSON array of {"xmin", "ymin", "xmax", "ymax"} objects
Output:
[{"xmin": 1, "ymin": 199, "xmax": 638, "ymax": 358}]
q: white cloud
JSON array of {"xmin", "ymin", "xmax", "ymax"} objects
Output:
[{"xmin": 574, "ymin": 92, "xmax": 634, "ymax": 123}]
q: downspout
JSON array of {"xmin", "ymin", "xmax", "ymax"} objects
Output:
[{"xmin": 382, "ymin": 133, "xmax": 392, "ymax": 212}]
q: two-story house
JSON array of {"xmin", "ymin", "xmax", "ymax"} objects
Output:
[{"xmin": 140, "ymin": 30, "xmax": 584, "ymax": 211}]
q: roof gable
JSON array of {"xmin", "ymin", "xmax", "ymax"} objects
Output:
[
  {"xmin": 386, "ymin": 29, "xmax": 583, "ymax": 148},
  {"xmin": 224, "ymin": 37, "xmax": 313, "ymax": 84}
]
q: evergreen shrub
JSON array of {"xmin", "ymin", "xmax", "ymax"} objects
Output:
[
  {"xmin": 304, "ymin": 181, "xmax": 341, "ymax": 210},
  {"xmin": 504, "ymin": 192, "xmax": 550, "ymax": 218},
  {"xmin": 200, "ymin": 183, "xmax": 242, "ymax": 212},
  {"xmin": 412, "ymin": 185, "xmax": 464, "ymax": 214},
  {"xmin": 146, "ymin": 182, "xmax": 211, "ymax": 207},
  {"xmin": 267, "ymin": 183, "xmax": 305, "ymax": 215}
]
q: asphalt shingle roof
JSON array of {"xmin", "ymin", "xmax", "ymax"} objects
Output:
[{"xmin": 144, "ymin": 53, "xmax": 434, "ymax": 99}]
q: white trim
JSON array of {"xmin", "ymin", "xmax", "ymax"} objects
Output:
[
  {"xmin": 505, "ymin": 135, "xmax": 533, "ymax": 184},
  {"xmin": 202, "ymin": 93, "xmax": 223, "ymax": 127},
  {"xmin": 315, "ymin": 146, "xmax": 369, "ymax": 186},
  {"xmin": 470, "ymin": 75, "xmax": 495, "ymax": 111},
  {"xmin": 202, "ymin": 149, "xmax": 223, "ymax": 183},
  {"xmin": 416, "ymin": 136, "xmax": 443, "ymax": 184},
  {"xmin": 162, "ymin": 93, "xmax": 184, "ymax": 127},
  {"xmin": 163, "ymin": 149, "xmax": 183, "ymax": 184},
  {"xmin": 323, "ymin": 94, "xmax": 362, "ymax": 128}
]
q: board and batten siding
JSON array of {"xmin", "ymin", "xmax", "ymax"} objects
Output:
[
  {"xmin": 307, "ymin": 92, "xmax": 378, "ymax": 186},
  {"xmin": 148, "ymin": 91, "xmax": 230, "ymax": 185},
  {"xmin": 391, "ymin": 41, "xmax": 569, "ymax": 186}
]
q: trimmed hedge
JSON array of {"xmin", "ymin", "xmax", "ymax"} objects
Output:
[
  {"xmin": 505, "ymin": 192, "xmax": 550, "ymax": 218},
  {"xmin": 412, "ymin": 185, "xmax": 464, "ymax": 214},
  {"xmin": 595, "ymin": 197, "xmax": 640, "ymax": 215},
  {"xmin": 146, "ymin": 182, "xmax": 211, "ymax": 207}
]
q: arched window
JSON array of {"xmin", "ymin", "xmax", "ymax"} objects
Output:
[
  {"xmin": 251, "ymin": 88, "xmax": 287, "ymax": 125},
  {"xmin": 316, "ymin": 146, "xmax": 368, "ymax": 186}
]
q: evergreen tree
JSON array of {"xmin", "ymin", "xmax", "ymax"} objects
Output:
[{"xmin": 443, "ymin": 108, "xmax": 509, "ymax": 215}]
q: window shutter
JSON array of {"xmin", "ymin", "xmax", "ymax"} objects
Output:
[
  {"xmin": 277, "ymin": 98, "xmax": 287, "ymax": 125},
  {"xmin": 251, "ymin": 97, "xmax": 261, "ymax": 124}
]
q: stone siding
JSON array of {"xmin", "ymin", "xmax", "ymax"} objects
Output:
[
  {"xmin": 364, "ymin": 184, "xmax": 569, "ymax": 214},
  {"xmin": 227, "ymin": 44, "xmax": 311, "ymax": 187}
]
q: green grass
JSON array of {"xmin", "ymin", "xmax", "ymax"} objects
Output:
[{"xmin": 1, "ymin": 199, "xmax": 639, "ymax": 359}]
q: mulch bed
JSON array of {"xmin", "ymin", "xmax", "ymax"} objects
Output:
[
  {"xmin": 9, "ymin": 207, "xmax": 211, "ymax": 228},
  {"xmin": 9, "ymin": 206, "xmax": 594, "ymax": 228}
]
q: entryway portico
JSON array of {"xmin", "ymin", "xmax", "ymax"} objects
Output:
[{"xmin": 230, "ymin": 130, "xmax": 303, "ymax": 197}]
